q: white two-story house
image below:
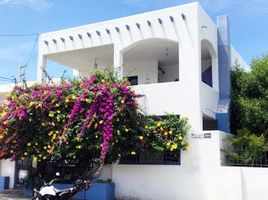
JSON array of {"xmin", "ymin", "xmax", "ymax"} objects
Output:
[{"xmin": 3, "ymin": 2, "xmax": 266, "ymax": 200}]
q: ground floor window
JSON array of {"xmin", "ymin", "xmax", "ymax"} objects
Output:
[{"xmin": 119, "ymin": 150, "xmax": 180, "ymax": 165}]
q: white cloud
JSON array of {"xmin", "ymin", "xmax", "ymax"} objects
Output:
[{"xmin": 0, "ymin": 0, "xmax": 53, "ymax": 11}]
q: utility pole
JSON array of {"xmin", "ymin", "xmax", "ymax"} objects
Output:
[{"xmin": 19, "ymin": 64, "xmax": 26, "ymax": 83}]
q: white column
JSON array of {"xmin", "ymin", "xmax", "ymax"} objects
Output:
[
  {"xmin": 113, "ymin": 48, "xmax": 123, "ymax": 80},
  {"xmin": 37, "ymin": 54, "xmax": 47, "ymax": 83}
]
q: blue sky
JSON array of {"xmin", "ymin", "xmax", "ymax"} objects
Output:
[{"xmin": 0, "ymin": 0, "xmax": 267, "ymax": 83}]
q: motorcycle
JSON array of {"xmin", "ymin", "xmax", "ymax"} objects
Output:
[{"xmin": 32, "ymin": 172, "xmax": 90, "ymax": 200}]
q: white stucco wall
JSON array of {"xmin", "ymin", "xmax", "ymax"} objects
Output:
[
  {"xmin": 158, "ymin": 63, "xmax": 179, "ymax": 83},
  {"xmin": 231, "ymin": 46, "xmax": 249, "ymax": 70},
  {"xmin": 0, "ymin": 159, "xmax": 16, "ymax": 189},
  {"xmin": 112, "ymin": 131, "xmax": 268, "ymax": 200},
  {"xmin": 123, "ymin": 60, "xmax": 158, "ymax": 84}
]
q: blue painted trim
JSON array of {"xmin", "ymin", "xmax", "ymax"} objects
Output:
[
  {"xmin": 216, "ymin": 113, "xmax": 229, "ymax": 133},
  {"xmin": 53, "ymin": 182, "xmax": 115, "ymax": 200},
  {"xmin": 0, "ymin": 176, "xmax": 9, "ymax": 191}
]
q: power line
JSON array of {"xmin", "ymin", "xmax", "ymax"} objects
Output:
[{"xmin": 0, "ymin": 33, "xmax": 39, "ymax": 37}]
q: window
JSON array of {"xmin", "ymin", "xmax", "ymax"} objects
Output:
[
  {"xmin": 119, "ymin": 151, "xmax": 180, "ymax": 165},
  {"xmin": 127, "ymin": 76, "xmax": 138, "ymax": 86}
]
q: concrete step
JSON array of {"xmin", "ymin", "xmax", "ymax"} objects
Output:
[
  {"xmin": 0, "ymin": 193, "xmax": 29, "ymax": 200},
  {"xmin": 0, "ymin": 189, "xmax": 23, "ymax": 195}
]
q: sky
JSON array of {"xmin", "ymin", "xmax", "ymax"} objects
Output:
[{"xmin": 0, "ymin": 0, "xmax": 267, "ymax": 84}]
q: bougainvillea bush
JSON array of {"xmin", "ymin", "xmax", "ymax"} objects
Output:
[{"xmin": 0, "ymin": 71, "xmax": 190, "ymax": 182}]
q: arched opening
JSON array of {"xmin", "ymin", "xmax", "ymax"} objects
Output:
[
  {"xmin": 201, "ymin": 40, "xmax": 216, "ymax": 88},
  {"xmin": 122, "ymin": 39, "xmax": 179, "ymax": 85}
]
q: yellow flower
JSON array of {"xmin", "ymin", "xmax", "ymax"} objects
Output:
[
  {"xmin": 94, "ymin": 123, "xmax": 98, "ymax": 129},
  {"xmin": 38, "ymin": 102, "xmax": 42, "ymax": 108},
  {"xmin": 185, "ymin": 146, "xmax": 190, "ymax": 151},
  {"xmin": 33, "ymin": 157, "xmax": 37, "ymax": 162},
  {"xmin": 76, "ymin": 145, "xmax": 82, "ymax": 149},
  {"xmin": 51, "ymin": 122, "xmax": 55, "ymax": 126},
  {"xmin": 156, "ymin": 122, "xmax": 161, "ymax": 127},
  {"xmin": 164, "ymin": 131, "xmax": 168, "ymax": 136},
  {"xmin": 169, "ymin": 130, "xmax": 173, "ymax": 135},
  {"xmin": 29, "ymin": 101, "xmax": 35, "ymax": 107},
  {"xmin": 27, "ymin": 143, "xmax": 31, "ymax": 147},
  {"xmin": 171, "ymin": 144, "xmax": 178, "ymax": 151},
  {"xmin": 52, "ymin": 134, "xmax": 57, "ymax": 140},
  {"xmin": 138, "ymin": 136, "xmax": 144, "ymax": 140},
  {"xmin": 85, "ymin": 99, "xmax": 91, "ymax": 104},
  {"xmin": 71, "ymin": 94, "xmax": 77, "ymax": 100},
  {"xmin": 101, "ymin": 79, "xmax": 105, "ymax": 83},
  {"xmin": 41, "ymin": 122, "xmax": 46, "ymax": 127},
  {"xmin": 125, "ymin": 128, "xmax": 129, "ymax": 132},
  {"xmin": 42, "ymin": 156, "xmax": 47, "ymax": 160},
  {"xmin": 0, "ymin": 111, "xmax": 6, "ymax": 118},
  {"xmin": 145, "ymin": 126, "xmax": 148, "ymax": 129},
  {"xmin": 131, "ymin": 151, "xmax": 136, "ymax": 155},
  {"xmin": 48, "ymin": 112, "xmax": 54, "ymax": 118},
  {"xmin": 178, "ymin": 136, "xmax": 183, "ymax": 140},
  {"xmin": 56, "ymin": 110, "xmax": 61, "ymax": 114},
  {"xmin": 0, "ymin": 134, "xmax": 3, "ymax": 139},
  {"xmin": 117, "ymin": 130, "xmax": 121, "ymax": 135},
  {"xmin": 56, "ymin": 103, "xmax": 60, "ymax": 107},
  {"xmin": 120, "ymin": 100, "xmax": 125, "ymax": 104},
  {"xmin": 99, "ymin": 120, "xmax": 104, "ymax": 125},
  {"xmin": 65, "ymin": 98, "xmax": 70, "ymax": 103},
  {"xmin": 43, "ymin": 146, "xmax": 47, "ymax": 150},
  {"xmin": 24, "ymin": 152, "xmax": 28, "ymax": 156}
]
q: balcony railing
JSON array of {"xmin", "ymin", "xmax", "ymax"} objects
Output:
[{"xmin": 223, "ymin": 148, "xmax": 268, "ymax": 167}]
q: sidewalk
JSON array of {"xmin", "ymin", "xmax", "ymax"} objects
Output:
[{"xmin": 0, "ymin": 194, "xmax": 30, "ymax": 200}]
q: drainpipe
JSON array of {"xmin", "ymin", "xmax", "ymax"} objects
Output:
[{"xmin": 216, "ymin": 15, "xmax": 231, "ymax": 133}]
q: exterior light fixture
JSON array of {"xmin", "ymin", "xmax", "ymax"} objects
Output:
[
  {"xmin": 165, "ymin": 48, "xmax": 169, "ymax": 57},
  {"xmin": 201, "ymin": 25, "xmax": 207, "ymax": 29},
  {"xmin": 181, "ymin": 13, "xmax": 186, "ymax": 20},
  {"xmin": 106, "ymin": 29, "xmax": 110, "ymax": 34},
  {"xmin": 158, "ymin": 18, "xmax": 163, "ymax": 24},
  {"xmin": 169, "ymin": 16, "xmax": 174, "ymax": 22},
  {"xmin": 94, "ymin": 58, "xmax": 98, "ymax": 69},
  {"xmin": 96, "ymin": 31, "xmax": 101, "ymax": 36},
  {"xmin": 125, "ymin": 25, "xmax": 130, "ymax": 30},
  {"xmin": 78, "ymin": 34, "xmax": 83, "ymax": 39},
  {"xmin": 60, "ymin": 37, "xmax": 65, "ymax": 42},
  {"xmin": 44, "ymin": 40, "xmax": 49, "ymax": 45},
  {"xmin": 136, "ymin": 23, "xmax": 140, "ymax": 29},
  {"xmin": 87, "ymin": 32, "xmax": 91, "ymax": 38},
  {"xmin": 69, "ymin": 36, "xmax": 74, "ymax": 41},
  {"xmin": 147, "ymin": 20, "xmax": 151, "ymax": 26},
  {"xmin": 115, "ymin": 27, "xmax": 120, "ymax": 32},
  {"xmin": 52, "ymin": 39, "xmax": 57, "ymax": 44}
]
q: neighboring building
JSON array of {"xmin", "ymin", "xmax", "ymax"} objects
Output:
[{"xmin": 2, "ymin": 2, "xmax": 268, "ymax": 200}]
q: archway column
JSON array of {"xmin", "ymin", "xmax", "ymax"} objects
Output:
[{"xmin": 114, "ymin": 47, "xmax": 123, "ymax": 80}]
